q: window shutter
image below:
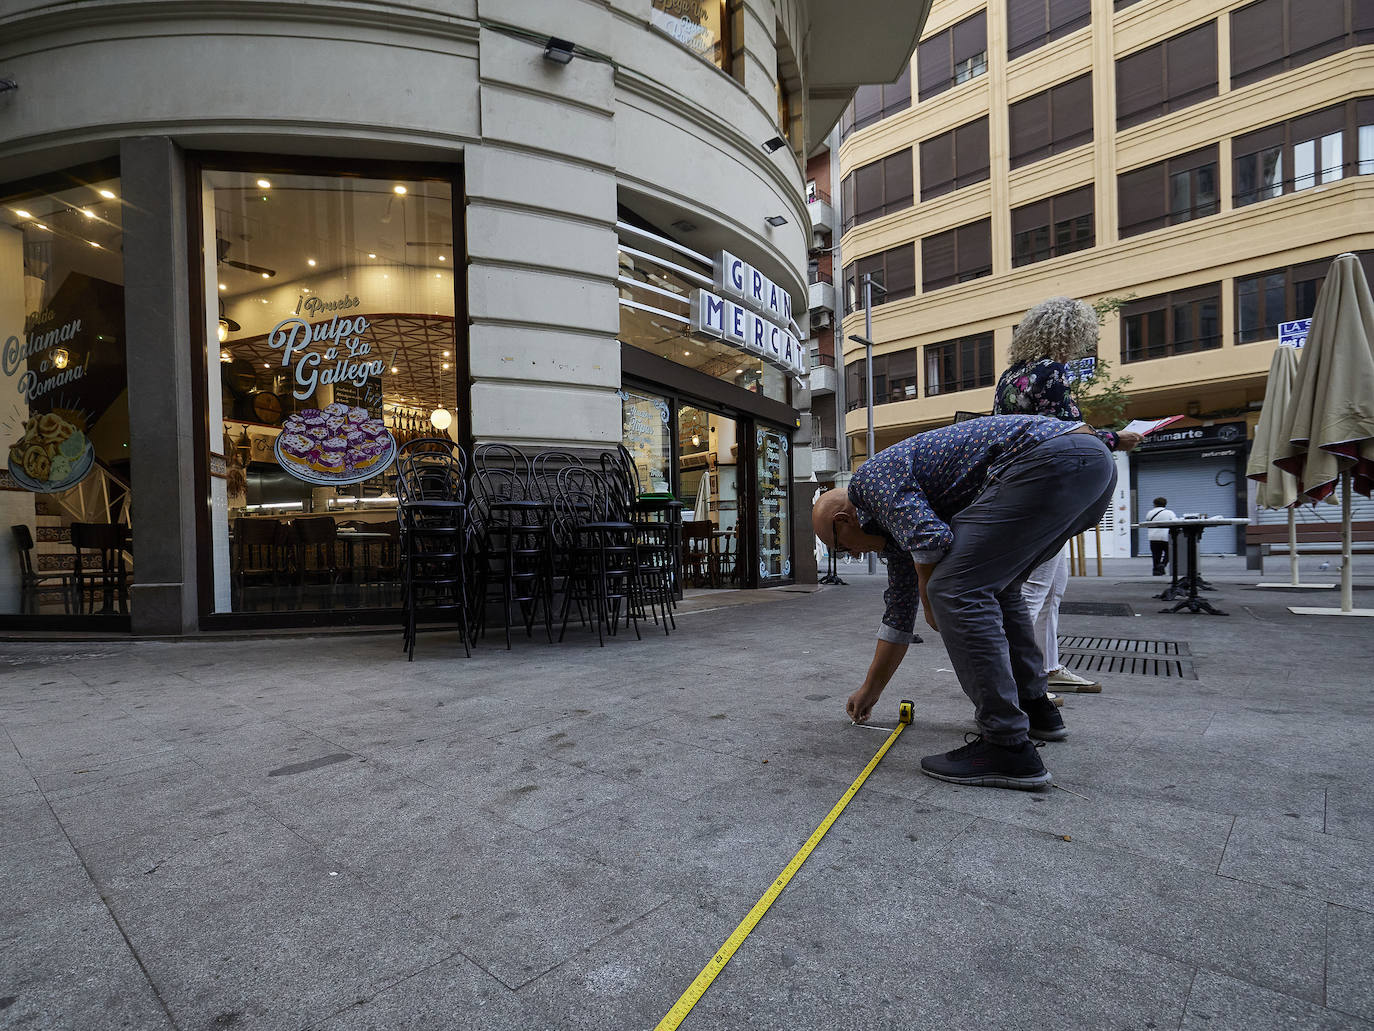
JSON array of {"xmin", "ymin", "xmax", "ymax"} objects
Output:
[
  {"xmin": 1356, "ymin": 0, "xmax": 1374, "ymax": 44},
  {"xmin": 1165, "ymin": 21, "xmax": 1217, "ymax": 112},
  {"xmin": 917, "ymin": 31, "xmax": 951, "ymax": 100},
  {"xmin": 884, "ymin": 150, "xmax": 914, "ymax": 212},
  {"xmin": 885, "ymin": 245, "xmax": 916, "ymax": 300},
  {"xmin": 1118, "ymin": 162, "xmax": 1164, "ymax": 236},
  {"xmin": 1233, "ymin": 124, "xmax": 1284, "ymax": 160},
  {"xmin": 1011, "ymin": 198, "xmax": 1051, "ymax": 238},
  {"xmin": 1056, "ymin": 184, "xmax": 1094, "ymax": 223},
  {"xmin": 1010, "ymin": 91, "xmax": 1051, "ymax": 167},
  {"xmin": 956, "ymin": 117, "xmax": 990, "ymax": 187},
  {"xmin": 922, "ymin": 230, "xmax": 957, "ymax": 290},
  {"xmin": 1051, "ymin": 73, "xmax": 1094, "ymax": 152},
  {"xmin": 841, "ymin": 172, "xmax": 856, "ymax": 230},
  {"xmin": 1291, "ymin": 103, "xmax": 1345, "ymax": 145},
  {"xmin": 1289, "ymin": 0, "xmax": 1346, "ymax": 66},
  {"xmin": 854, "ymin": 84, "xmax": 883, "ymax": 127},
  {"xmin": 919, "ymin": 130, "xmax": 956, "ymax": 200},
  {"xmin": 1230, "ymin": 0, "xmax": 1284, "ymax": 87},
  {"xmin": 953, "ymin": 11, "xmax": 987, "ymax": 66},
  {"xmin": 854, "ymin": 161, "xmax": 884, "ymax": 224},
  {"xmin": 886, "ymin": 65, "xmax": 912, "ymax": 112},
  {"xmin": 1048, "ymin": 0, "xmax": 1090, "ymax": 34},
  {"xmin": 957, "ymin": 219, "xmax": 993, "ymax": 279},
  {"xmin": 886, "ymin": 349, "xmax": 918, "ymax": 379},
  {"xmin": 1007, "ymin": 0, "xmax": 1046, "ymax": 56},
  {"xmin": 1116, "ymin": 44, "xmax": 1164, "ymax": 129}
]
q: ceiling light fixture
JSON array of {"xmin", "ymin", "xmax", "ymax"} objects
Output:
[
  {"xmin": 765, "ymin": 215, "xmax": 788, "ymax": 227},
  {"xmin": 81, "ymin": 208, "xmax": 96, "ymax": 219},
  {"xmin": 393, "ymin": 185, "xmax": 407, "ymax": 195},
  {"xmin": 13, "ymin": 209, "xmax": 32, "ymax": 219},
  {"xmin": 442, "ymin": 362, "xmax": 450, "ymax": 370},
  {"xmin": 261, "ymin": 272, "xmax": 270, "ymax": 279},
  {"xmin": 692, "ymin": 434, "xmax": 701, "ymax": 447},
  {"xmin": 543, "ymin": 37, "xmax": 576, "ymax": 64},
  {"xmin": 218, "ymin": 321, "xmax": 230, "ymax": 343},
  {"xmin": 220, "ymin": 349, "xmax": 232, "ymax": 363},
  {"xmin": 438, "ymin": 255, "xmax": 446, "ymax": 261},
  {"xmin": 256, "ymin": 178, "xmax": 272, "ymax": 189},
  {"xmin": 368, "ymin": 253, "xmax": 377, "ymax": 259},
  {"xmin": 430, "ymin": 408, "xmax": 452, "ymax": 431},
  {"xmin": 307, "ymin": 258, "xmax": 316, "ymax": 267},
  {"xmin": 442, "ymin": 350, "xmax": 450, "ymax": 357},
  {"xmin": 218, "ymin": 283, "xmax": 227, "ymax": 291},
  {"xmin": 761, "ymin": 136, "xmax": 787, "ymax": 153},
  {"xmin": 390, "ymin": 366, "xmax": 398, "ymax": 374},
  {"xmin": 51, "ymin": 349, "xmax": 69, "ymax": 369},
  {"xmin": 33, "ymin": 221, "xmax": 49, "ymax": 231},
  {"xmin": 88, "ymin": 241, "xmax": 100, "ymax": 248},
  {"xmin": 98, "ymin": 189, "xmax": 116, "ymax": 200}
]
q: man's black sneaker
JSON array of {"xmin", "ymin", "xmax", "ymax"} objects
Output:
[
  {"xmin": 920, "ymin": 734, "xmax": 1052, "ymax": 791},
  {"xmin": 1024, "ymin": 693, "xmax": 1068, "ymax": 742}
]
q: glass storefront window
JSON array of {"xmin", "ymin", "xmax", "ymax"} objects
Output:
[
  {"xmin": 2, "ymin": 170, "xmax": 130, "ymax": 618},
  {"xmin": 201, "ymin": 168, "xmax": 457, "ymax": 614},
  {"xmin": 757, "ymin": 427, "xmax": 790, "ymax": 580},
  {"xmin": 620, "ymin": 389, "xmax": 673, "ymax": 493},
  {"xmin": 650, "ymin": 0, "xmax": 738, "ymax": 80}
]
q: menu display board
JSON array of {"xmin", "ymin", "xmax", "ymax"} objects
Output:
[
  {"xmin": 619, "ymin": 389, "xmax": 672, "ymax": 493},
  {"xmin": 756, "ymin": 427, "xmax": 791, "ymax": 579}
]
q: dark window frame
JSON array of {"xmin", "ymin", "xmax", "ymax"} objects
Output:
[
  {"xmin": 1008, "ymin": 73, "xmax": 1094, "ymax": 170},
  {"xmin": 844, "ymin": 349, "xmax": 922, "ymax": 410},
  {"xmin": 924, "ymin": 333, "xmax": 996, "ymax": 396},
  {"xmin": 1120, "ymin": 284, "xmax": 1222, "ymax": 364},
  {"xmin": 1235, "ymin": 252, "xmax": 1374, "ymax": 343},
  {"xmin": 839, "ymin": 66, "xmax": 913, "ymax": 140},
  {"xmin": 921, "ymin": 219, "xmax": 993, "ymax": 293},
  {"xmin": 1230, "ymin": 0, "xmax": 1373, "ymax": 89},
  {"xmin": 1011, "ymin": 184, "xmax": 1095, "ymax": 267},
  {"xmin": 1007, "ymin": 0, "xmax": 1092, "ymax": 60},
  {"xmin": 840, "ymin": 149, "xmax": 914, "ymax": 232},
  {"xmin": 841, "ymin": 244, "xmax": 917, "ymax": 317},
  {"xmin": 1117, "ymin": 144, "xmax": 1219, "ymax": 239},
  {"xmin": 919, "ymin": 117, "xmax": 991, "ymax": 201},
  {"xmin": 917, "ymin": 10, "xmax": 989, "ymax": 101},
  {"xmin": 1233, "ymin": 97, "xmax": 1374, "ymax": 208},
  {"xmin": 1115, "ymin": 20, "xmax": 1218, "ymax": 131}
]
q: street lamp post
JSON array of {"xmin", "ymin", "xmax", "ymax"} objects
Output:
[{"xmin": 847, "ymin": 272, "xmax": 886, "ymax": 574}]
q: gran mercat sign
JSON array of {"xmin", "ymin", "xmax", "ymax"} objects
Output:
[{"xmin": 689, "ymin": 251, "xmax": 807, "ymax": 377}]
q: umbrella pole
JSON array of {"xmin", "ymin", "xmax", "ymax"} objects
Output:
[
  {"xmin": 1342, "ymin": 470, "xmax": 1353, "ymax": 613},
  {"xmin": 1288, "ymin": 507, "xmax": 1299, "ymax": 587}
]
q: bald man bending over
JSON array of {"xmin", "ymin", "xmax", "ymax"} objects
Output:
[{"xmin": 815, "ymin": 414, "xmax": 1115, "ymax": 790}]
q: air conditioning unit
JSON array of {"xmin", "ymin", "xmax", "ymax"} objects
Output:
[{"xmin": 812, "ymin": 309, "xmax": 832, "ymax": 329}]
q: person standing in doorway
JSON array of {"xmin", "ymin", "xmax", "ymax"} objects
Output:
[
  {"xmin": 992, "ymin": 297, "xmax": 1141, "ymax": 700},
  {"xmin": 1145, "ymin": 496, "xmax": 1178, "ymax": 575}
]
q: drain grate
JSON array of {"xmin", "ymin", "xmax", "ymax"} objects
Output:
[
  {"xmin": 1059, "ymin": 601, "xmax": 1136, "ymax": 617},
  {"xmin": 1057, "ymin": 636, "xmax": 1190, "ymax": 655},
  {"xmin": 1056, "ymin": 635, "xmax": 1196, "ymax": 679}
]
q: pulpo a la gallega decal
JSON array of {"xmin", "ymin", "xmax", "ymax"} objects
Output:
[{"xmin": 265, "ymin": 298, "xmax": 396, "ymax": 486}]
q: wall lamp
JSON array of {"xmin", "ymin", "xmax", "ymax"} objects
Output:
[
  {"xmin": 543, "ymin": 37, "xmax": 575, "ymax": 64},
  {"xmin": 761, "ymin": 136, "xmax": 787, "ymax": 153},
  {"xmin": 765, "ymin": 215, "xmax": 788, "ymax": 227}
]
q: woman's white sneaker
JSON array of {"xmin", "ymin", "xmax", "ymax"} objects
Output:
[{"xmin": 1047, "ymin": 667, "xmax": 1102, "ymax": 693}]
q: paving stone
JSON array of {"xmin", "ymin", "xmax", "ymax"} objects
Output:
[
  {"xmin": 1179, "ymin": 970, "xmax": 1370, "ymax": 1030},
  {"xmin": 1219, "ymin": 816, "xmax": 1374, "ymax": 909},
  {"xmin": 1326, "ymin": 904, "xmax": 1374, "ymax": 1023}
]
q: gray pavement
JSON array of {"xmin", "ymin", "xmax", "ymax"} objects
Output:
[{"xmin": 2, "ymin": 557, "xmax": 1373, "ymax": 1030}]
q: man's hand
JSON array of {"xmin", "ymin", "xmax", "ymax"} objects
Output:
[
  {"xmin": 1115, "ymin": 430, "xmax": 1143, "ymax": 452},
  {"xmin": 847, "ymin": 685, "xmax": 880, "ymax": 724}
]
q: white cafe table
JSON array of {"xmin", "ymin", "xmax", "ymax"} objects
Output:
[{"xmin": 1130, "ymin": 518, "xmax": 1250, "ymax": 615}]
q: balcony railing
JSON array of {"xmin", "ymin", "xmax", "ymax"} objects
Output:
[
  {"xmin": 812, "ymin": 352, "xmax": 836, "ymax": 367},
  {"xmin": 808, "ymin": 268, "xmax": 833, "ymax": 286},
  {"xmin": 806, "ymin": 187, "xmax": 832, "ymax": 206},
  {"xmin": 812, "ymin": 435, "xmax": 838, "ymax": 450}
]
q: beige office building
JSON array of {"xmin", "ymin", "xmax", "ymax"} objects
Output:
[{"xmin": 837, "ymin": 0, "xmax": 1373, "ymax": 556}]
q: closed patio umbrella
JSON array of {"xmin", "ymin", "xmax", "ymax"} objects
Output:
[
  {"xmin": 693, "ymin": 468, "xmax": 712, "ymax": 522},
  {"xmin": 1247, "ymin": 346, "xmax": 1332, "ymax": 589},
  {"xmin": 1272, "ymin": 253, "xmax": 1374, "ymax": 615}
]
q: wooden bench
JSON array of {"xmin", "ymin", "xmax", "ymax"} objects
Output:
[{"xmin": 1245, "ymin": 520, "xmax": 1374, "ymax": 569}]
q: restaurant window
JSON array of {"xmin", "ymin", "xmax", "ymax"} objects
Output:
[
  {"xmin": 922, "ymin": 219, "xmax": 992, "ymax": 292},
  {"xmin": 1120, "ymin": 285, "xmax": 1221, "ymax": 363},
  {"xmin": 1007, "ymin": 0, "xmax": 1091, "ymax": 59},
  {"xmin": 920, "ymin": 118, "xmax": 990, "ymax": 201},
  {"xmin": 925, "ymin": 333, "xmax": 995, "ymax": 396},
  {"xmin": 1234, "ymin": 99, "xmax": 1374, "ymax": 208},
  {"xmin": 1008, "ymin": 74, "xmax": 1093, "ymax": 170},
  {"xmin": 1115, "ymin": 21, "xmax": 1217, "ymax": 130},
  {"xmin": 841, "ymin": 150, "xmax": 913, "ymax": 232},
  {"xmin": 649, "ymin": 0, "xmax": 743, "ymax": 82},
  {"xmin": 1118, "ymin": 145, "xmax": 1218, "ymax": 238},
  {"xmin": 918, "ymin": 11, "xmax": 988, "ymax": 101},
  {"xmin": 1230, "ymin": 0, "xmax": 1372, "ymax": 89},
  {"xmin": 1011, "ymin": 185, "xmax": 1094, "ymax": 267},
  {"xmin": 620, "ymin": 389, "xmax": 673, "ymax": 493},
  {"xmin": 203, "ymin": 167, "xmax": 459, "ymax": 615},
  {"xmin": 2, "ymin": 167, "xmax": 130, "ymax": 620},
  {"xmin": 839, "ymin": 67, "xmax": 912, "ymax": 141},
  {"xmin": 757, "ymin": 426, "xmax": 791, "ymax": 580},
  {"xmin": 842, "ymin": 245, "xmax": 916, "ymax": 316},
  {"xmin": 843, "ymin": 349, "xmax": 920, "ymax": 410}
]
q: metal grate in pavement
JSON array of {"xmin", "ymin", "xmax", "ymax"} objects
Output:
[
  {"xmin": 1059, "ymin": 601, "xmax": 1136, "ymax": 617},
  {"xmin": 1056, "ymin": 635, "xmax": 1196, "ymax": 679}
]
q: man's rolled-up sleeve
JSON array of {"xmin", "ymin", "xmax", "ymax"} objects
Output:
[{"xmin": 877, "ymin": 551, "xmax": 920, "ymax": 643}]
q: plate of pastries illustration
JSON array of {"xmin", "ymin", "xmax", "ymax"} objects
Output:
[
  {"xmin": 7, "ymin": 411, "xmax": 95, "ymax": 493},
  {"xmin": 273, "ymin": 403, "xmax": 396, "ymax": 485}
]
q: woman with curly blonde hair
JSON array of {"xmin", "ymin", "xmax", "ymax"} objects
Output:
[{"xmin": 993, "ymin": 296, "xmax": 1141, "ymax": 699}]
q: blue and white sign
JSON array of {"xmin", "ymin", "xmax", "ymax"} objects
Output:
[
  {"xmin": 1065, "ymin": 356, "xmax": 1096, "ymax": 383},
  {"xmin": 1279, "ymin": 318, "xmax": 1311, "ymax": 349},
  {"xmin": 690, "ymin": 251, "xmax": 806, "ymax": 375}
]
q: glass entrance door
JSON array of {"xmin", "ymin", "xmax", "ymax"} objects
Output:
[{"xmin": 678, "ymin": 404, "xmax": 740, "ymax": 588}]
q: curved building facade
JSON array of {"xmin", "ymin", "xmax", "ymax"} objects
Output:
[{"xmin": 0, "ymin": 0, "xmax": 926, "ymax": 632}]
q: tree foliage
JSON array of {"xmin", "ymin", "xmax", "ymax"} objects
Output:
[{"xmin": 1070, "ymin": 294, "xmax": 1136, "ymax": 428}]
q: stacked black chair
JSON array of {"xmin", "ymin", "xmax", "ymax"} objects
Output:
[
  {"xmin": 395, "ymin": 437, "xmax": 472, "ymax": 661},
  {"xmin": 472, "ymin": 443, "xmax": 554, "ymax": 649},
  {"xmin": 552, "ymin": 466, "xmax": 640, "ymax": 646},
  {"xmin": 600, "ymin": 447, "xmax": 675, "ymax": 634}
]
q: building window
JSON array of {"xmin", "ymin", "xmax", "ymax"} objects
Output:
[
  {"xmin": 1234, "ymin": 99, "xmax": 1374, "ymax": 208},
  {"xmin": 1115, "ymin": 21, "xmax": 1217, "ymax": 130},
  {"xmin": 925, "ymin": 334, "xmax": 995, "ymax": 396},
  {"xmin": 921, "ymin": 219, "xmax": 992, "ymax": 292},
  {"xmin": 839, "ymin": 67, "xmax": 912, "ymax": 141},
  {"xmin": 2, "ymin": 166, "xmax": 129, "ymax": 621},
  {"xmin": 1231, "ymin": 0, "xmax": 1373, "ymax": 89},
  {"xmin": 649, "ymin": 0, "xmax": 742, "ymax": 81},
  {"xmin": 205, "ymin": 167, "xmax": 460, "ymax": 615},
  {"xmin": 1235, "ymin": 254, "xmax": 1374, "ymax": 343},
  {"xmin": 1118, "ymin": 145, "xmax": 1218, "ymax": 238},
  {"xmin": 841, "ymin": 150, "xmax": 913, "ymax": 232},
  {"xmin": 1011, "ymin": 185, "xmax": 1095, "ymax": 267},
  {"xmin": 917, "ymin": 11, "xmax": 988, "ymax": 101},
  {"xmin": 844, "ymin": 349, "xmax": 920, "ymax": 410},
  {"xmin": 919, "ymin": 118, "xmax": 990, "ymax": 201},
  {"xmin": 1007, "ymin": 0, "xmax": 1091, "ymax": 59},
  {"xmin": 1008, "ymin": 74, "xmax": 1093, "ymax": 170},
  {"xmin": 842, "ymin": 245, "xmax": 916, "ymax": 315},
  {"xmin": 1120, "ymin": 285, "xmax": 1221, "ymax": 363}
]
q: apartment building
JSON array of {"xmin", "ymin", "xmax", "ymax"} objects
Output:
[{"xmin": 837, "ymin": 0, "xmax": 1373, "ymax": 555}]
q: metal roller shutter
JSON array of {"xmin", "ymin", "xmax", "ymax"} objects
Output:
[{"xmin": 1137, "ymin": 458, "xmax": 1241, "ymax": 554}]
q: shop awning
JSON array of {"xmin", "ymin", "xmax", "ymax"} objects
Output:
[{"xmin": 803, "ymin": 0, "xmax": 932, "ymax": 152}]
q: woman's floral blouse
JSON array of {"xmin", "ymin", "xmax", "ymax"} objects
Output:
[{"xmin": 992, "ymin": 358, "xmax": 1118, "ymax": 450}]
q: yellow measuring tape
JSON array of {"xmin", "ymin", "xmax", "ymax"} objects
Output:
[{"xmin": 655, "ymin": 699, "xmax": 914, "ymax": 1031}]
